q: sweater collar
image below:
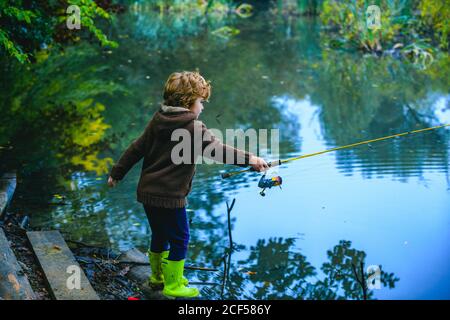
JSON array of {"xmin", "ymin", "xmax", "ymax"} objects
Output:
[{"xmin": 160, "ymin": 105, "xmax": 189, "ymax": 113}]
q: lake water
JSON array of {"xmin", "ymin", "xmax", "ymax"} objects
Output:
[{"xmin": 4, "ymin": 5, "xmax": 450, "ymax": 299}]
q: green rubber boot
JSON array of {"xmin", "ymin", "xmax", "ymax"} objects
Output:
[
  {"xmin": 162, "ymin": 259, "xmax": 199, "ymax": 299},
  {"xmin": 147, "ymin": 250, "xmax": 164, "ymax": 288},
  {"xmin": 161, "ymin": 250, "xmax": 189, "ymax": 286}
]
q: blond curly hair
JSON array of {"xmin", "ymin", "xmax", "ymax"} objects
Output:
[{"xmin": 163, "ymin": 71, "xmax": 211, "ymax": 108}]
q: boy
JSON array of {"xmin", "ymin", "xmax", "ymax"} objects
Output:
[{"xmin": 108, "ymin": 71, "xmax": 268, "ymax": 298}]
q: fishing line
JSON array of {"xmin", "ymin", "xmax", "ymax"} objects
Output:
[
  {"xmin": 223, "ymin": 124, "xmax": 450, "ymax": 178},
  {"xmin": 281, "ymin": 129, "xmax": 425, "ymax": 180},
  {"xmin": 278, "ymin": 126, "xmax": 448, "ymax": 185}
]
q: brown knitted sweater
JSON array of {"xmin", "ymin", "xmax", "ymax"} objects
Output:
[{"xmin": 109, "ymin": 105, "xmax": 253, "ymax": 208}]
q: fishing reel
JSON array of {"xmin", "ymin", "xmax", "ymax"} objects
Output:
[{"xmin": 258, "ymin": 174, "xmax": 282, "ymax": 197}]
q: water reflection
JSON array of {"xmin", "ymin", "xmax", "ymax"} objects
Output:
[
  {"xmin": 199, "ymin": 238, "xmax": 399, "ymax": 300},
  {"xmin": 0, "ymin": 46, "xmax": 123, "ymax": 176}
]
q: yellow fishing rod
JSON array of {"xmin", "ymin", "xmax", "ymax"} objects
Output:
[{"xmin": 221, "ymin": 123, "xmax": 450, "ymax": 181}]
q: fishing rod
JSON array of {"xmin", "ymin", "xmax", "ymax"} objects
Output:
[{"xmin": 221, "ymin": 124, "xmax": 450, "ymax": 194}]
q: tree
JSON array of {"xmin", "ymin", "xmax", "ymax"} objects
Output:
[{"xmin": 0, "ymin": 0, "xmax": 119, "ymax": 63}]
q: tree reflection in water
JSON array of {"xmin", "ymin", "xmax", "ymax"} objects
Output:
[{"xmin": 198, "ymin": 238, "xmax": 399, "ymax": 300}]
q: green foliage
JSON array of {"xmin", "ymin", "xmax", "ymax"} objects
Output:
[
  {"xmin": 124, "ymin": 1, "xmax": 251, "ymax": 48},
  {"xmin": 321, "ymin": 0, "xmax": 406, "ymax": 52},
  {"xmin": 418, "ymin": 0, "xmax": 449, "ymax": 50},
  {"xmin": 65, "ymin": 0, "xmax": 118, "ymax": 48},
  {"xmin": 0, "ymin": 28, "xmax": 28, "ymax": 63},
  {"xmin": 143, "ymin": 0, "xmax": 234, "ymax": 15},
  {"xmin": 0, "ymin": 45, "xmax": 125, "ymax": 175},
  {"xmin": 320, "ymin": 0, "xmax": 449, "ymax": 55},
  {"xmin": 0, "ymin": 0, "xmax": 40, "ymax": 62},
  {"xmin": 0, "ymin": 0, "xmax": 118, "ymax": 63}
]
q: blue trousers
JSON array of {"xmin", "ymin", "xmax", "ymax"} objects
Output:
[{"xmin": 143, "ymin": 205, "xmax": 190, "ymax": 261}]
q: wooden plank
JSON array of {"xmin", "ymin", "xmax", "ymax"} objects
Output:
[
  {"xmin": 27, "ymin": 231, "xmax": 99, "ymax": 300},
  {"xmin": 0, "ymin": 172, "xmax": 17, "ymax": 218},
  {"xmin": 0, "ymin": 228, "xmax": 35, "ymax": 300}
]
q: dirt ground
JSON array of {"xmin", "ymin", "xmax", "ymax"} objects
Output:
[{"xmin": 1, "ymin": 210, "xmax": 146, "ymax": 300}]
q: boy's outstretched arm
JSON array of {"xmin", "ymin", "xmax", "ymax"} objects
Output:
[
  {"xmin": 109, "ymin": 126, "xmax": 152, "ymax": 183},
  {"xmin": 196, "ymin": 121, "xmax": 269, "ymax": 171}
]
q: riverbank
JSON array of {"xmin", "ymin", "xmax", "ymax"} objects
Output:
[
  {"xmin": 0, "ymin": 173, "xmax": 146, "ymax": 300},
  {"xmin": 2, "ymin": 218, "xmax": 148, "ymax": 300}
]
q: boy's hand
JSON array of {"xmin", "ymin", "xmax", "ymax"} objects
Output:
[
  {"xmin": 108, "ymin": 176, "xmax": 118, "ymax": 187},
  {"xmin": 249, "ymin": 155, "xmax": 269, "ymax": 172}
]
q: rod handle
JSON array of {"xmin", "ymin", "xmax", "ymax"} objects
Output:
[
  {"xmin": 268, "ymin": 160, "xmax": 282, "ymax": 168},
  {"xmin": 250, "ymin": 159, "xmax": 281, "ymax": 170},
  {"xmin": 221, "ymin": 160, "xmax": 281, "ymax": 179}
]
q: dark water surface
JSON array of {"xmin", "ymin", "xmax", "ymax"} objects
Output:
[{"xmin": 4, "ymin": 6, "xmax": 450, "ymax": 299}]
